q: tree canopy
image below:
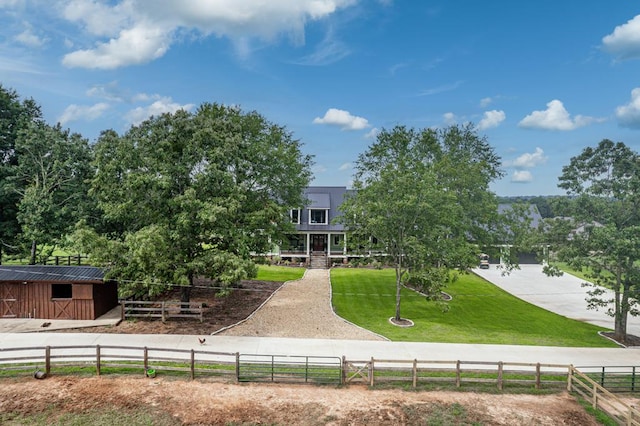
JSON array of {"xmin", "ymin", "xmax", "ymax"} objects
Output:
[
  {"xmin": 0, "ymin": 85, "xmax": 43, "ymax": 262},
  {"xmin": 339, "ymin": 124, "xmax": 503, "ymax": 321},
  {"xmin": 542, "ymin": 139, "xmax": 640, "ymax": 343},
  {"xmin": 74, "ymin": 103, "xmax": 312, "ymax": 301}
]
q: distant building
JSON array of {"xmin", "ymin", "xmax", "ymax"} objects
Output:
[{"xmin": 0, "ymin": 266, "xmax": 117, "ymax": 320}]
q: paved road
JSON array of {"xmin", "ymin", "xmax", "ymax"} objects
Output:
[
  {"xmin": 473, "ymin": 264, "xmax": 640, "ymax": 337},
  {"xmin": 0, "ymin": 332, "xmax": 638, "ymax": 366}
]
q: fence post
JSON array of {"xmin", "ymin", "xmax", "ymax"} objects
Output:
[
  {"xmin": 161, "ymin": 302, "xmax": 166, "ymax": 323},
  {"xmin": 535, "ymin": 363, "xmax": 541, "ymax": 389},
  {"xmin": 199, "ymin": 303, "xmax": 203, "ymax": 323},
  {"xmin": 96, "ymin": 345, "xmax": 101, "ymax": 376},
  {"xmin": 412, "ymin": 359, "xmax": 417, "ymax": 388},
  {"xmin": 369, "ymin": 357, "xmax": 374, "ymax": 387},
  {"xmin": 190, "ymin": 350, "xmax": 195, "ymax": 380},
  {"xmin": 567, "ymin": 365, "xmax": 573, "ymax": 392},
  {"xmin": 45, "ymin": 346, "xmax": 51, "ymax": 375},
  {"xmin": 632, "ymin": 366, "xmax": 636, "ymax": 392},
  {"xmin": 592, "ymin": 382, "xmax": 598, "ymax": 410},
  {"xmin": 143, "ymin": 347, "xmax": 148, "ymax": 373},
  {"xmin": 235, "ymin": 352, "xmax": 240, "ymax": 383},
  {"xmin": 455, "ymin": 361, "xmax": 461, "ymax": 388},
  {"xmin": 121, "ymin": 301, "xmax": 126, "ymax": 321},
  {"xmin": 341, "ymin": 356, "xmax": 346, "ymax": 385},
  {"xmin": 497, "ymin": 361, "xmax": 503, "ymax": 390}
]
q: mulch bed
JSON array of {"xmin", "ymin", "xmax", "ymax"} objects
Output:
[{"xmin": 59, "ymin": 279, "xmax": 283, "ymax": 335}]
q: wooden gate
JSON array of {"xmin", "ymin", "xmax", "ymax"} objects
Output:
[
  {"xmin": 0, "ymin": 284, "xmax": 25, "ymax": 318},
  {"xmin": 343, "ymin": 358, "xmax": 372, "ymax": 385}
]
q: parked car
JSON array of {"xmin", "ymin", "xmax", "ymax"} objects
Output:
[{"xmin": 479, "ymin": 253, "xmax": 490, "ymax": 269}]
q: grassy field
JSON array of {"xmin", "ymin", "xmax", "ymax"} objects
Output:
[
  {"xmin": 331, "ymin": 268, "xmax": 617, "ymax": 347},
  {"xmin": 256, "ymin": 265, "xmax": 305, "ymax": 282}
]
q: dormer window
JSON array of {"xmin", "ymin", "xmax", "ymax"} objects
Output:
[
  {"xmin": 309, "ymin": 209, "xmax": 328, "ymax": 225},
  {"xmin": 290, "ymin": 209, "xmax": 300, "ymax": 224}
]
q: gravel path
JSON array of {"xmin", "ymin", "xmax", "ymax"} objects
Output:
[{"xmin": 217, "ymin": 269, "xmax": 385, "ymax": 340}]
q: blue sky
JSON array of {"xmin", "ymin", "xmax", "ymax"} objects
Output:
[{"xmin": 2, "ymin": 1, "xmax": 640, "ymax": 196}]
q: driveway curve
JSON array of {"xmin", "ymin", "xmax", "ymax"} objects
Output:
[{"xmin": 473, "ymin": 264, "xmax": 640, "ymax": 337}]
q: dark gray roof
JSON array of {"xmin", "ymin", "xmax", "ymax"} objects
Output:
[
  {"xmin": 298, "ymin": 186, "xmax": 350, "ymax": 232},
  {"xmin": 498, "ymin": 203, "xmax": 543, "ymax": 229},
  {"xmin": 0, "ymin": 266, "xmax": 105, "ymax": 283}
]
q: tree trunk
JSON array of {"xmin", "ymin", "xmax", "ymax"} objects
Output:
[
  {"xmin": 395, "ymin": 265, "xmax": 402, "ymax": 321},
  {"xmin": 180, "ymin": 273, "xmax": 193, "ymax": 313},
  {"xmin": 614, "ymin": 281, "xmax": 631, "ymax": 343},
  {"xmin": 29, "ymin": 240, "xmax": 37, "ymax": 265}
]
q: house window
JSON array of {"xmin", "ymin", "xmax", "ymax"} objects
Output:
[
  {"xmin": 290, "ymin": 209, "xmax": 300, "ymax": 224},
  {"xmin": 309, "ymin": 209, "xmax": 328, "ymax": 225},
  {"xmin": 334, "ymin": 235, "xmax": 341, "ymax": 245},
  {"xmin": 52, "ymin": 283, "xmax": 72, "ymax": 299}
]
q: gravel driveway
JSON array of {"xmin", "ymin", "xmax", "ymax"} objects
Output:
[{"xmin": 217, "ymin": 269, "xmax": 385, "ymax": 341}]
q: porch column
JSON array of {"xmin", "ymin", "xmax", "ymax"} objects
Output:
[
  {"xmin": 306, "ymin": 233, "xmax": 310, "ymax": 257},
  {"xmin": 343, "ymin": 233, "xmax": 347, "ymax": 255},
  {"xmin": 328, "ymin": 232, "xmax": 332, "ymax": 255}
]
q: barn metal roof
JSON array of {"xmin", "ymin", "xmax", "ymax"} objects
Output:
[{"xmin": 0, "ymin": 266, "xmax": 105, "ymax": 283}]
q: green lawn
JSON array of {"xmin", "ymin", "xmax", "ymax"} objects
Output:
[
  {"xmin": 331, "ymin": 268, "xmax": 617, "ymax": 347},
  {"xmin": 256, "ymin": 265, "xmax": 305, "ymax": 282}
]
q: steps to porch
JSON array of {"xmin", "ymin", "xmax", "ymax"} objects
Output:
[{"xmin": 309, "ymin": 252, "xmax": 328, "ymax": 269}]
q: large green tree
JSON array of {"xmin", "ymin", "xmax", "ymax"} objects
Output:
[
  {"xmin": 78, "ymin": 104, "xmax": 312, "ymax": 302},
  {"xmin": 0, "ymin": 85, "xmax": 42, "ymax": 263},
  {"xmin": 339, "ymin": 124, "xmax": 503, "ymax": 321},
  {"xmin": 543, "ymin": 139, "xmax": 640, "ymax": 343},
  {"xmin": 14, "ymin": 122, "xmax": 94, "ymax": 264}
]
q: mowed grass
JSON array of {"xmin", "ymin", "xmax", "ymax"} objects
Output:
[
  {"xmin": 256, "ymin": 265, "xmax": 305, "ymax": 282},
  {"xmin": 331, "ymin": 268, "xmax": 617, "ymax": 347}
]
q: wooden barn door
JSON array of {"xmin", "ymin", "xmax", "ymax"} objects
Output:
[
  {"xmin": 0, "ymin": 284, "xmax": 25, "ymax": 318},
  {"xmin": 52, "ymin": 299, "xmax": 75, "ymax": 319}
]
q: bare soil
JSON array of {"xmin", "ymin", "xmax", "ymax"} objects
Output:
[{"xmin": 0, "ymin": 376, "xmax": 602, "ymax": 425}]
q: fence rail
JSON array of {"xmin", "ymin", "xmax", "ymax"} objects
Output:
[
  {"xmin": 1, "ymin": 344, "xmax": 639, "ymax": 425},
  {"xmin": 569, "ymin": 366, "xmax": 640, "ymax": 426},
  {"xmin": 121, "ymin": 300, "xmax": 204, "ymax": 322}
]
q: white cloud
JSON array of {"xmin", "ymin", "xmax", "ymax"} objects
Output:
[
  {"xmin": 518, "ymin": 99, "xmax": 597, "ymax": 131},
  {"xmin": 443, "ymin": 112, "xmax": 457, "ymax": 125},
  {"xmin": 61, "ymin": 0, "xmax": 357, "ymax": 69},
  {"xmin": 364, "ymin": 127, "xmax": 379, "ymax": 139},
  {"xmin": 417, "ymin": 80, "xmax": 463, "ymax": 97},
  {"xmin": 125, "ymin": 97, "xmax": 195, "ymax": 125},
  {"xmin": 511, "ymin": 147, "xmax": 547, "ymax": 168},
  {"xmin": 14, "ymin": 25, "xmax": 46, "ymax": 47},
  {"xmin": 294, "ymin": 33, "xmax": 351, "ymax": 66},
  {"xmin": 602, "ymin": 15, "xmax": 640, "ymax": 60},
  {"xmin": 511, "ymin": 170, "xmax": 533, "ymax": 183},
  {"xmin": 338, "ymin": 162, "xmax": 351, "ymax": 171},
  {"xmin": 313, "ymin": 108, "xmax": 369, "ymax": 130},
  {"xmin": 479, "ymin": 97, "xmax": 492, "ymax": 108},
  {"xmin": 616, "ymin": 87, "xmax": 640, "ymax": 129},
  {"xmin": 477, "ymin": 110, "xmax": 505, "ymax": 130},
  {"xmin": 58, "ymin": 102, "xmax": 110, "ymax": 124},
  {"xmin": 63, "ymin": 21, "xmax": 172, "ymax": 69}
]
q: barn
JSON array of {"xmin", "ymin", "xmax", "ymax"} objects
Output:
[{"xmin": 0, "ymin": 266, "xmax": 117, "ymax": 320}]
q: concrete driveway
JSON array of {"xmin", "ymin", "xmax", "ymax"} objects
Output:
[{"xmin": 473, "ymin": 264, "xmax": 640, "ymax": 338}]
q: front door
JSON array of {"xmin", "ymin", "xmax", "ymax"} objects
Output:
[{"xmin": 311, "ymin": 235, "xmax": 327, "ymax": 252}]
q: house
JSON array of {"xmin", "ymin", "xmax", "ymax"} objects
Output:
[
  {"xmin": 0, "ymin": 266, "xmax": 117, "ymax": 320},
  {"xmin": 273, "ymin": 187, "xmax": 546, "ymax": 268},
  {"xmin": 491, "ymin": 203, "xmax": 545, "ymax": 264},
  {"xmin": 279, "ymin": 186, "xmax": 351, "ymax": 267}
]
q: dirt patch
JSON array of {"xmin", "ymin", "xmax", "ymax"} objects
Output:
[
  {"xmin": 0, "ymin": 376, "xmax": 602, "ymax": 425},
  {"xmin": 59, "ymin": 279, "xmax": 283, "ymax": 335}
]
